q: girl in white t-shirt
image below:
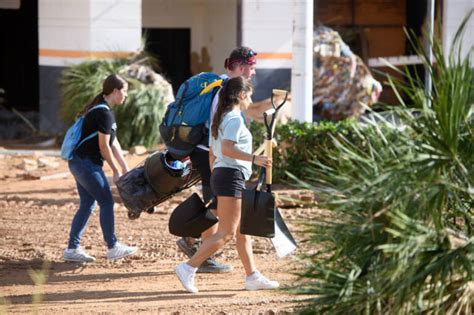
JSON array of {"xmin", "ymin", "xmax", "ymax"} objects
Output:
[{"xmin": 175, "ymin": 76, "xmax": 279, "ymax": 293}]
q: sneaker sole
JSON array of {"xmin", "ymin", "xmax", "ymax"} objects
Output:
[
  {"xmin": 107, "ymin": 248, "xmax": 138, "ymax": 260},
  {"xmin": 245, "ymin": 283, "xmax": 280, "ymax": 291},
  {"xmin": 64, "ymin": 258, "xmax": 95, "ymax": 263},
  {"xmin": 245, "ymin": 285, "xmax": 279, "ymax": 291}
]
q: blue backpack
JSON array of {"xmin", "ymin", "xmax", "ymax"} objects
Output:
[
  {"xmin": 159, "ymin": 72, "xmax": 224, "ymax": 159},
  {"xmin": 60, "ymin": 104, "xmax": 110, "ymax": 160}
]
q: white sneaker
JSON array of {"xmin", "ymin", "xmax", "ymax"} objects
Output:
[
  {"xmin": 64, "ymin": 247, "xmax": 96, "ymax": 262},
  {"xmin": 107, "ymin": 242, "xmax": 138, "ymax": 260},
  {"xmin": 175, "ymin": 262, "xmax": 198, "ymax": 293},
  {"xmin": 245, "ymin": 271, "xmax": 279, "ymax": 291}
]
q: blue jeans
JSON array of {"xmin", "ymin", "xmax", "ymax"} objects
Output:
[{"xmin": 67, "ymin": 155, "xmax": 117, "ymax": 249}]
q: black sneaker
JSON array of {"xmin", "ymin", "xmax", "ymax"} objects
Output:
[
  {"xmin": 176, "ymin": 237, "xmax": 198, "ymax": 258},
  {"xmin": 197, "ymin": 257, "xmax": 233, "ymax": 274}
]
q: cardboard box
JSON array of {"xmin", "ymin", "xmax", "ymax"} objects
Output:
[
  {"xmin": 365, "ymin": 26, "xmax": 406, "ymax": 57},
  {"xmin": 355, "ymin": 0, "xmax": 406, "ymax": 26},
  {"xmin": 315, "ymin": 0, "xmax": 353, "ymax": 26}
]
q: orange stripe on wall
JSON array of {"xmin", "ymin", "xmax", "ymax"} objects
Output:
[
  {"xmin": 257, "ymin": 52, "xmax": 292, "ymax": 59},
  {"xmin": 39, "ymin": 49, "xmax": 132, "ymax": 58}
]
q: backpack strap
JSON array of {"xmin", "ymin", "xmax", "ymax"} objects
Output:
[
  {"xmin": 169, "ymin": 82, "xmax": 189, "ymax": 125},
  {"xmin": 76, "ymin": 104, "xmax": 110, "ymax": 148},
  {"xmin": 76, "ymin": 131, "xmax": 100, "ymax": 148},
  {"xmin": 86, "ymin": 103, "xmax": 109, "ymax": 114}
]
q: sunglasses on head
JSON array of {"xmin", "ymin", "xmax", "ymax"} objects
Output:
[{"xmin": 239, "ymin": 47, "xmax": 257, "ymax": 59}]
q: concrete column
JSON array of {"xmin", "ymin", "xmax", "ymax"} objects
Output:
[
  {"xmin": 38, "ymin": 0, "xmax": 142, "ymax": 133},
  {"xmin": 291, "ymin": 0, "xmax": 313, "ymax": 123}
]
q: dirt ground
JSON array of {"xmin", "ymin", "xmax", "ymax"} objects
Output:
[{"xmin": 0, "ymin": 151, "xmax": 319, "ymax": 314}]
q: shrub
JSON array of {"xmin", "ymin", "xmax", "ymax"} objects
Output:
[
  {"xmin": 293, "ymin": 13, "xmax": 473, "ymax": 314},
  {"xmin": 249, "ymin": 119, "xmax": 358, "ymax": 182}
]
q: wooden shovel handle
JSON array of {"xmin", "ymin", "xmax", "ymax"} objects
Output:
[{"xmin": 265, "ymin": 139, "xmax": 273, "ymax": 184}]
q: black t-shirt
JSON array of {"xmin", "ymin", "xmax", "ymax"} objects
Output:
[{"xmin": 75, "ymin": 105, "xmax": 116, "ymax": 165}]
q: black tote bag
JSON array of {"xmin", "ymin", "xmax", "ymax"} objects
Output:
[
  {"xmin": 169, "ymin": 193, "xmax": 218, "ymax": 238},
  {"xmin": 240, "ymin": 169, "xmax": 275, "ymax": 238}
]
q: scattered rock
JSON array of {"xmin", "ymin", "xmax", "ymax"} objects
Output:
[
  {"xmin": 38, "ymin": 157, "xmax": 60, "ymax": 169},
  {"xmin": 18, "ymin": 158, "xmax": 38, "ymax": 172}
]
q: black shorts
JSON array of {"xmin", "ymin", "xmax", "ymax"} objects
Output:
[{"xmin": 211, "ymin": 167, "xmax": 245, "ymax": 198}]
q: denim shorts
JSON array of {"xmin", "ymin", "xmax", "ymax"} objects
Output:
[{"xmin": 211, "ymin": 167, "xmax": 245, "ymax": 198}]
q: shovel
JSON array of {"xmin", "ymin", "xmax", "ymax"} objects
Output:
[
  {"xmin": 264, "ymin": 90, "xmax": 297, "ymax": 258},
  {"xmin": 240, "ymin": 89, "xmax": 297, "ymax": 256}
]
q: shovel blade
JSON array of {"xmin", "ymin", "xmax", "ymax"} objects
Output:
[{"xmin": 271, "ymin": 208, "xmax": 297, "ymax": 258}]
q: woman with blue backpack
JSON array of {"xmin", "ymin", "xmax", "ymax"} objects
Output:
[
  {"xmin": 175, "ymin": 76, "xmax": 279, "ymax": 293},
  {"xmin": 176, "ymin": 47, "xmax": 259, "ymax": 273},
  {"xmin": 63, "ymin": 74, "xmax": 138, "ymax": 262}
]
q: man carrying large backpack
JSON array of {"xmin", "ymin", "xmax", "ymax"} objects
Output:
[{"xmin": 176, "ymin": 47, "xmax": 258, "ymax": 273}]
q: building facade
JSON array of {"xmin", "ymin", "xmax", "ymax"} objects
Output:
[{"xmin": 0, "ymin": 0, "xmax": 472, "ymax": 135}]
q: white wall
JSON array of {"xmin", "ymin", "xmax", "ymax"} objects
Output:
[
  {"xmin": 443, "ymin": 0, "xmax": 474, "ymax": 63},
  {"xmin": 142, "ymin": 0, "xmax": 237, "ymax": 74},
  {"xmin": 241, "ymin": 0, "xmax": 293, "ymax": 69},
  {"xmin": 90, "ymin": 0, "xmax": 142, "ymax": 52},
  {"xmin": 39, "ymin": 0, "xmax": 142, "ymax": 66}
]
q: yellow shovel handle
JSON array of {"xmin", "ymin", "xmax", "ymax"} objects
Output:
[{"xmin": 264, "ymin": 139, "xmax": 273, "ymax": 184}]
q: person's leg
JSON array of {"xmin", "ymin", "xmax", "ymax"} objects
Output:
[
  {"xmin": 180, "ymin": 148, "xmax": 231, "ymax": 273},
  {"xmin": 70, "ymin": 158, "xmax": 137, "ymax": 259},
  {"xmin": 72, "ymin": 160, "xmax": 117, "ymax": 248},
  {"xmin": 175, "ymin": 195, "xmax": 240, "ymax": 293},
  {"xmin": 235, "ymin": 221, "xmax": 257, "ymax": 276},
  {"xmin": 64, "ymin": 159, "xmax": 98, "ymax": 262},
  {"xmin": 235, "ymin": 205, "xmax": 279, "ymax": 291},
  {"xmin": 67, "ymin": 180, "xmax": 97, "ymax": 249},
  {"xmin": 187, "ymin": 196, "xmax": 240, "ymax": 267},
  {"xmin": 89, "ymin": 166, "xmax": 117, "ymax": 249}
]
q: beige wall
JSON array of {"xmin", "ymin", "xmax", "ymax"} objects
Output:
[{"xmin": 142, "ymin": 0, "xmax": 237, "ymax": 74}]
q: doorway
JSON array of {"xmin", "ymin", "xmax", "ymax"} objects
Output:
[
  {"xmin": 143, "ymin": 28, "xmax": 191, "ymax": 95},
  {"xmin": 0, "ymin": 0, "xmax": 38, "ymax": 111}
]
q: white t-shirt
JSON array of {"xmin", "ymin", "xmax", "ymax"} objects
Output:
[{"xmin": 210, "ymin": 110, "xmax": 253, "ymax": 180}]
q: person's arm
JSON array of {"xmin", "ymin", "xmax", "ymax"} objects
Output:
[
  {"xmin": 209, "ymin": 146, "xmax": 215, "ymax": 172},
  {"xmin": 111, "ymin": 138, "xmax": 129, "ymax": 174},
  {"xmin": 221, "ymin": 139, "xmax": 271, "ymax": 168},
  {"xmin": 98, "ymin": 132, "xmax": 121, "ymax": 183}
]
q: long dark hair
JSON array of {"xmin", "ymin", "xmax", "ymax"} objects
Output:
[
  {"xmin": 79, "ymin": 74, "xmax": 127, "ymax": 115},
  {"xmin": 211, "ymin": 76, "xmax": 253, "ymax": 139}
]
